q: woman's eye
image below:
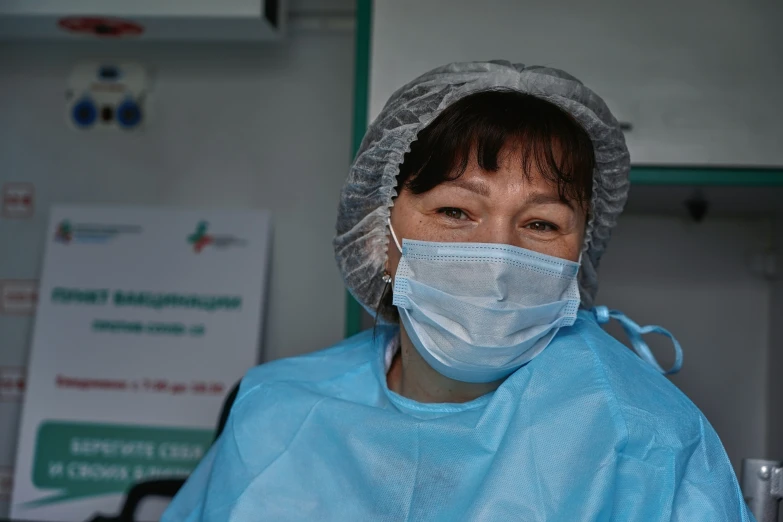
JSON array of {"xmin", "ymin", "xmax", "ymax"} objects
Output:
[
  {"xmin": 438, "ymin": 207, "xmax": 468, "ymax": 220},
  {"xmin": 526, "ymin": 221, "xmax": 559, "ymax": 232}
]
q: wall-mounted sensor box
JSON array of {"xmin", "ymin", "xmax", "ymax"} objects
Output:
[{"xmin": 66, "ymin": 63, "xmax": 149, "ymax": 132}]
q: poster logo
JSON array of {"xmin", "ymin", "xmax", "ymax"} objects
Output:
[
  {"xmin": 187, "ymin": 221, "xmax": 246, "ymax": 253},
  {"xmin": 54, "ymin": 220, "xmax": 141, "ymax": 244},
  {"xmin": 54, "ymin": 221, "xmax": 73, "ymax": 243},
  {"xmin": 0, "ymin": 280, "xmax": 38, "ymax": 315}
]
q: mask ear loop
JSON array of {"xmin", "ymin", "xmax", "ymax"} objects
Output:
[
  {"xmin": 387, "ymin": 218, "xmax": 402, "ymax": 253},
  {"xmin": 593, "ymin": 306, "xmax": 684, "ymax": 375},
  {"xmin": 377, "ymin": 219, "xmax": 402, "ymax": 326},
  {"xmin": 382, "ymin": 218, "xmax": 402, "ymax": 285}
]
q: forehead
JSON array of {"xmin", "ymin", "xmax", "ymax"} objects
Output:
[{"xmin": 444, "ymin": 145, "xmax": 565, "ymax": 195}]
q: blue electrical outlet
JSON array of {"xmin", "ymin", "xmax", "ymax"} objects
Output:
[
  {"xmin": 115, "ymin": 98, "xmax": 143, "ymax": 129},
  {"xmin": 71, "ymin": 98, "xmax": 97, "ymax": 128}
]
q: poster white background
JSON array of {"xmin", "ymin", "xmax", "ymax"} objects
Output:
[{"xmin": 11, "ymin": 205, "xmax": 270, "ymax": 521}]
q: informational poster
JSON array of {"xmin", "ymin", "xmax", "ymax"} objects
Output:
[{"xmin": 11, "ymin": 206, "xmax": 271, "ymax": 522}]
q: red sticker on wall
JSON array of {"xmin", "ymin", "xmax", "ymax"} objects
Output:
[
  {"xmin": 58, "ymin": 17, "xmax": 144, "ymax": 37},
  {"xmin": 2, "ymin": 182, "xmax": 34, "ymax": 219},
  {"xmin": 0, "ymin": 466, "xmax": 12, "ymax": 499},
  {"xmin": 0, "ymin": 367, "xmax": 25, "ymax": 402},
  {"xmin": 0, "ymin": 280, "xmax": 38, "ymax": 315}
]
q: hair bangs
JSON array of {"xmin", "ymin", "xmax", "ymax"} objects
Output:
[{"xmin": 397, "ymin": 90, "xmax": 595, "ymax": 207}]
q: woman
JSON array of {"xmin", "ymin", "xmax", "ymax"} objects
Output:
[{"xmin": 163, "ymin": 62, "xmax": 751, "ymax": 520}]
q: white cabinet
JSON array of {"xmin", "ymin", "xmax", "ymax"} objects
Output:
[
  {"xmin": 369, "ymin": 0, "xmax": 783, "ymax": 167},
  {"xmin": 0, "ymin": 0, "xmax": 286, "ymax": 41}
]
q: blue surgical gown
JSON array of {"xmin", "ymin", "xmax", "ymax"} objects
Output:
[{"xmin": 162, "ymin": 310, "xmax": 754, "ymax": 521}]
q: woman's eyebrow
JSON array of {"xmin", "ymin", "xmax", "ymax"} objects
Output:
[
  {"xmin": 442, "ymin": 179, "xmax": 575, "ymax": 211},
  {"xmin": 445, "ymin": 178, "xmax": 492, "ymax": 197},
  {"xmin": 526, "ymin": 192, "xmax": 575, "ymax": 211}
]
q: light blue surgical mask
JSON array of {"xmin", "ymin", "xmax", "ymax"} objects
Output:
[
  {"xmin": 388, "ymin": 221, "xmax": 581, "ymax": 383},
  {"xmin": 386, "ymin": 221, "xmax": 684, "ymax": 382}
]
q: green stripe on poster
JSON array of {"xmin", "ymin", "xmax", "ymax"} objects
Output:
[{"xmin": 27, "ymin": 421, "xmax": 212, "ymax": 506}]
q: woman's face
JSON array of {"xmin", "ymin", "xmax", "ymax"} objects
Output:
[{"xmin": 387, "ymin": 146, "xmax": 587, "ymax": 277}]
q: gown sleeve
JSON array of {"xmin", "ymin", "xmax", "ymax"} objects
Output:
[
  {"xmin": 613, "ymin": 412, "xmax": 756, "ymax": 522},
  {"xmin": 669, "ymin": 416, "xmax": 755, "ymax": 522},
  {"xmin": 160, "ymin": 436, "xmax": 220, "ymax": 522}
]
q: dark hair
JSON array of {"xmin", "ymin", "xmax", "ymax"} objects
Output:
[
  {"xmin": 397, "ymin": 89, "xmax": 595, "ymax": 206},
  {"xmin": 377, "ymin": 89, "xmax": 596, "ymax": 324}
]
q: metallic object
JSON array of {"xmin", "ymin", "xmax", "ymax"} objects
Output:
[{"xmin": 742, "ymin": 458, "xmax": 783, "ymax": 521}]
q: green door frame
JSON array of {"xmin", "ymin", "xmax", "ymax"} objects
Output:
[{"xmin": 344, "ymin": 0, "xmax": 374, "ymax": 338}]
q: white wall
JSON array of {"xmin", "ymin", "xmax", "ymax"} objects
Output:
[
  {"xmin": 0, "ymin": 14, "xmax": 355, "ymax": 515},
  {"xmin": 598, "ymin": 215, "xmax": 772, "ymax": 471}
]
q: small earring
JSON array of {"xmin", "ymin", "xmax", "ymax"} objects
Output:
[{"xmin": 382, "ymin": 272, "xmax": 392, "ymax": 284}]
